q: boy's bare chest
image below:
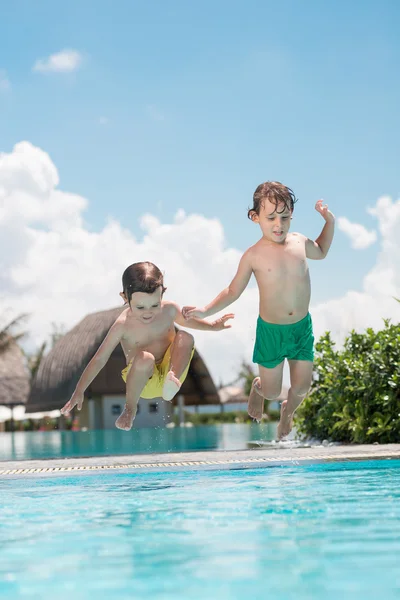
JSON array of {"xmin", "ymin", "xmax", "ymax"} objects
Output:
[
  {"xmin": 124, "ymin": 316, "xmax": 174, "ymax": 347},
  {"xmin": 254, "ymin": 242, "xmax": 308, "ymax": 279}
]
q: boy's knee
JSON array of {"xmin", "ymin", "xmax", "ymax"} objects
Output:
[
  {"xmin": 176, "ymin": 330, "xmax": 194, "ymax": 348},
  {"xmin": 291, "ymin": 384, "xmax": 311, "ymax": 398},
  {"xmin": 133, "ymin": 351, "xmax": 155, "ymax": 374},
  {"xmin": 261, "ymin": 388, "xmax": 281, "ymax": 401},
  {"xmin": 255, "ymin": 377, "xmax": 281, "ymax": 400},
  {"xmin": 301, "ymin": 386, "xmax": 311, "ymax": 397}
]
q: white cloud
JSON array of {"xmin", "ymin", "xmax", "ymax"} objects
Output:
[
  {"xmin": 0, "ymin": 142, "xmax": 257, "ymax": 385},
  {"xmin": 0, "ymin": 69, "xmax": 11, "ymax": 92},
  {"xmin": 33, "ymin": 49, "xmax": 83, "ymax": 74},
  {"xmin": 312, "ymin": 196, "xmax": 400, "ymax": 343},
  {"xmin": 1, "ymin": 142, "xmax": 400, "ymax": 390},
  {"xmin": 337, "ymin": 216, "xmax": 377, "ymax": 249}
]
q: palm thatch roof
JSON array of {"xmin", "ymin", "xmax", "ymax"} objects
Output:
[
  {"xmin": 0, "ymin": 339, "xmax": 30, "ymax": 407},
  {"xmin": 218, "ymin": 384, "xmax": 288, "ymax": 404},
  {"xmin": 27, "ymin": 306, "xmax": 220, "ymax": 413},
  {"xmin": 218, "ymin": 385, "xmax": 248, "ymax": 404}
]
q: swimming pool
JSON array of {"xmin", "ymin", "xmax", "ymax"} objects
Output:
[
  {"xmin": 0, "ymin": 422, "xmax": 278, "ymax": 461},
  {"xmin": 1, "ymin": 459, "xmax": 400, "ymax": 599}
]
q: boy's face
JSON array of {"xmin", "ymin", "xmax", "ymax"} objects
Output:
[
  {"xmin": 123, "ymin": 287, "xmax": 163, "ymax": 324},
  {"xmin": 253, "ymin": 198, "xmax": 292, "ymax": 243}
]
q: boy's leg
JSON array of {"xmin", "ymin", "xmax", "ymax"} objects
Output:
[
  {"xmin": 162, "ymin": 331, "xmax": 194, "ymax": 401},
  {"xmin": 248, "ymin": 361, "xmax": 284, "ymax": 421},
  {"xmin": 277, "ymin": 360, "xmax": 313, "ymax": 439},
  {"xmin": 116, "ymin": 351, "xmax": 155, "ymax": 431}
]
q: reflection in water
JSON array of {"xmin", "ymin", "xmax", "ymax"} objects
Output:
[{"xmin": 0, "ymin": 423, "xmax": 277, "ymax": 461}]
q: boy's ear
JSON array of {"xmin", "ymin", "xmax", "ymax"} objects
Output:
[
  {"xmin": 250, "ymin": 211, "xmax": 259, "ymax": 223},
  {"xmin": 120, "ymin": 292, "xmax": 128, "ymax": 304}
]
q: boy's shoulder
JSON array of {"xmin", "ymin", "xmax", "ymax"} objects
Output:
[
  {"xmin": 241, "ymin": 242, "xmax": 264, "ymax": 267},
  {"xmin": 243, "ymin": 242, "xmax": 260, "ymax": 258},
  {"xmin": 107, "ymin": 308, "xmax": 130, "ymax": 340},
  {"xmin": 290, "ymin": 232, "xmax": 306, "ymax": 239},
  {"xmin": 114, "ymin": 307, "xmax": 130, "ymax": 327},
  {"xmin": 288, "ymin": 232, "xmax": 307, "ymax": 245},
  {"xmin": 161, "ymin": 300, "xmax": 180, "ymax": 318}
]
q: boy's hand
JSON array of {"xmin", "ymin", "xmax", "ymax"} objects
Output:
[
  {"xmin": 182, "ymin": 306, "xmax": 206, "ymax": 320},
  {"xmin": 211, "ymin": 314, "xmax": 234, "ymax": 330},
  {"xmin": 315, "ymin": 199, "xmax": 335, "ymax": 223},
  {"xmin": 61, "ymin": 391, "xmax": 84, "ymax": 415}
]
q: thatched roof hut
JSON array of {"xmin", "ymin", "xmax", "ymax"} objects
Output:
[
  {"xmin": 0, "ymin": 340, "xmax": 30, "ymax": 408},
  {"xmin": 218, "ymin": 384, "xmax": 288, "ymax": 404},
  {"xmin": 27, "ymin": 307, "xmax": 220, "ymax": 413},
  {"xmin": 218, "ymin": 385, "xmax": 248, "ymax": 404}
]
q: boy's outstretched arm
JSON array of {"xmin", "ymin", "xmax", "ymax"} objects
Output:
[
  {"xmin": 61, "ymin": 320, "xmax": 123, "ymax": 415},
  {"xmin": 182, "ymin": 251, "xmax": 253, "ymax": 319},
  {"xmin": 174, "ymin": 305, "xmax": 234, "ymax": 331},
  {"xmin": 306, "ymin": 199, "xmax": 335, "ymax": 260}
]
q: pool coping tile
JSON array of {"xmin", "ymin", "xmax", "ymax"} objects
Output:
[{"xmin": 1, "ymin": 444, "xmax": 400, "ymax": 477}]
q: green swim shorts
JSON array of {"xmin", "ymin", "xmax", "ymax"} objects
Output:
[{"xmin": 253, "ymin": 313, "xmax": 314, "ymax": 369}]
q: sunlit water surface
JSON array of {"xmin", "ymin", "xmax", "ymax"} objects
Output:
[{"xmin": 1, "ymin": 459, "xmax": 400, "ymax": 599}]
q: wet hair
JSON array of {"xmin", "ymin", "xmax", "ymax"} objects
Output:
[
  {"xmin": 122, "ymin": 262, "xmax": 166, "ymax": 305},
  {"xmin": 248, "ymin": 181, "xmax": 298, "ymax": 220}
]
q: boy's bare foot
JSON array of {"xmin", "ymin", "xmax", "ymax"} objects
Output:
[
  {"xmin": 162, "ymin": 371, "xmax": 181, "ymax": 401},
  {"xmin": 248, "ymin": 378, "xmax": 264, "ymax": 421},
  {"xmin": 277, "ymin": 399, "xmax": 294, "ymax": 440},
  {"xmin": 115, "ymin": 407, "xmax": 136, "ymax": 431}
]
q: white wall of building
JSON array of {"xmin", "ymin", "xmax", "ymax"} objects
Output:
[{"xmin": 100, "ymin": 395, "xmax": 174, "ymax": 429}]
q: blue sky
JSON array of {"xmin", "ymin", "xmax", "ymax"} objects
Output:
[{"xmin": 0, "ymin": 0, "xmax": 399, "ymax": 310}]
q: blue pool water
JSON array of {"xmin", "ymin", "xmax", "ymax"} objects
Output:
[
  {"xmin": 0, "ymin": 423, "xmax": 277, "ymax": 461},
  {"xmin": 1, "ymin": 459, "xmax": 400, "ymax": 599}
]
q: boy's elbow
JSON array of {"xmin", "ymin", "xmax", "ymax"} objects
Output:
[
  {"xmin": 316, "ymin": 243, "xmax": 328, "ymax": 259},
  {"xmin": 227, "ymin": 285, "xmax": 241, "ymax": 300}
]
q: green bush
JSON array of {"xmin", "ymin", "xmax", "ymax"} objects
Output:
[
  {"xmin": 296, "ymin": 321, "xmax": 400, "ymax": 443},
  {"xmin": 175, "ymin": 407, "xmax": 280, "ymax": 426},
  {"xmin": 175, "ymin": 411, "xmax": 252, "ymax": 426}
]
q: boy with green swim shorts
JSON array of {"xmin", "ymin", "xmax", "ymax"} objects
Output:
[
  {"xmin": 61, "ymin": 262, "xmax": 234, "ymax": 431},
  {"xmin": 183, "ymin": 181, "xmax": 335, "ymax": 439}
]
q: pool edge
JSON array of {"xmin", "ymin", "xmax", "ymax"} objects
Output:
[{"xmin": 1, "ymin": 445, "xmax": 400, "ymax": 477}]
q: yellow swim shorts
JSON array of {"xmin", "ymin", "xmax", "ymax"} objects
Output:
[{"xmin": 121, "ymin": 344, "xmax": 195, "ymax": 400}]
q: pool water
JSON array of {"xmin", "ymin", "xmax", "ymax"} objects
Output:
[
  {"xmin": 1, "ymin": 459, "xmax": 400, "ymax": 599},
  {"xmin": 0, "ymin": 423, "xmax": 278, "ymax": 461}
]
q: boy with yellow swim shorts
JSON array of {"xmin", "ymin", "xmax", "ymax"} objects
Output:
[
  {"xmin": 61, "ymin": 262, "xmax": 233, "ymax": 430},
  {"xmin": 183, "ymin": 182, "xmax": 335, "ymax": 440}
]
